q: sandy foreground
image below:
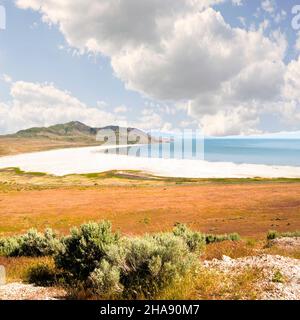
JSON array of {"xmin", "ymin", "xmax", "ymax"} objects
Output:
[{"xmin": 0, "ymin": 145, "xmax": 300, "ymax": 178}]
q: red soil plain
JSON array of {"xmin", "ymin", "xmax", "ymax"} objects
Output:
[{"xmin": 1, "ymin": 183, "xmax": 300, "ymax": 238}]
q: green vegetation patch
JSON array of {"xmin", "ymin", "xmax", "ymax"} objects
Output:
[
  {"xmin": 1, "ymin": 221, "xmax": 241, "ymax": 299},
  {"xmin": 267, "ymin": 230, "xmax": 300, "ymax": 240},
  {"xmin": 0, "ymin": 228, "xmax": 61, "ymax": 257}
]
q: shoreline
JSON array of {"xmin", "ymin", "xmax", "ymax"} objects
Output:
[{"xmin": 0, "ymin": 145, "xmax": 300, "ymax": 178}]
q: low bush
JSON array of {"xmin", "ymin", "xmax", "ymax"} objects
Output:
[
  {"xmin": 272, "ymin": 270, "xmax": 285, "ymax": 284},
  {"xmin": 0, "ymin": 228, "xmax": 61, "ymax": 257},
  {"xmin": 173, "ymin": 223, "xmax": 240, "ymax": 248},
  {"xmin": 54, "ymin": 223, "xmax": 199, "ymax": 299},
  {"xmin": 205, "ymin": 233, "xmax": 240, "ymax": 244},
  {"xmin": 119, "ymin": 233, "xmax": 196, "ymax": 299},
  {"xmin": 1, "ymin": 221, "xmax": 242, "ymax": 299},
  {"xmin": 55, "ymin": 221, "xmax": 120, "ymax": 280},
  {"xmin": 267, "ymin": 230, "xmax": 300, "ymax": 240},
  {"xmin": 26, "ymin": 263, "xmax": 57, "ymax": 287},
  {"xmin": 267, "ymin": 230, "xmax": 278, "ymax": 240},
  {"xmin": 18, "ymin": 228, "xmax": 61, "ymax": 257},
  {"xmin": 0, "ymin": 237, "xmax": 20, "ymax": 256},
  {"xmin": 172, "ymin": 223, "xmax": 205, "ymax": 253},
  {"xmin": 88, "ymin": 260, "xmax": 123, "ymax": 298}
]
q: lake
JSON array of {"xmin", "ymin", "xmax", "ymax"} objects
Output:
[{"xmin": 100, "ymin": 139, "xmax": 300, "ymax": 167}]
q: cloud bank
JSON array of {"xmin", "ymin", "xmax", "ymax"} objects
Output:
[
  {"xmin": 0, "ymin": 80, "xmax": 170, "ymax": 134},
  {"xmin": 14, "ymin": 0, "xmax": 300, "ymax": 135}
]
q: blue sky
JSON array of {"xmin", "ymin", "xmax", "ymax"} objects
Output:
[
  {"xmin": 1, "ymin": 0, "xmax": 300, "ymax": 136},
  {"xmin": 0, "ymin": 1, "xmax": 144, "ymax": 107}
]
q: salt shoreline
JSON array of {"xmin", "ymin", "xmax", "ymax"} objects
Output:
[{"xmin": 0, "ymin": 145, "xmax": 300, "ymax": 178}]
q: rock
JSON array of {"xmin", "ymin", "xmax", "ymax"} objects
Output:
[
  {"xmin": 222, "ymin": 255, "xmax": 232, "ymax": 263},
  {"xmin": 0, "ymin": 266, "xmax": 5, "ymax": 286}
]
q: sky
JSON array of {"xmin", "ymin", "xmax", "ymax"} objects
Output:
[{"xmin": 0, "ymin": 0, "xmax": 300, "ymax": 136}]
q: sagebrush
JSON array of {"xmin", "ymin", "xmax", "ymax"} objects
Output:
[
  {"xmin": 1, "ymin": 221, "xmax": 241, "ymax": 299},
  {"xmin": 0, "ymin": 228, "xmax": 61, "ymax": 257}
]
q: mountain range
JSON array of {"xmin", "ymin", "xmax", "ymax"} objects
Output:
[
  {"xmin": 0, "ymin": 121, "xmax": 152, "ymax": 156},
  {"xmin": 6, "ymin": 121, "xmax": 151, "ymax": 144}
]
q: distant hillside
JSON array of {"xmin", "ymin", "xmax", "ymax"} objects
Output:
[
  {"xmin": 14, "ymin": 121, "xmax": 98, "ymax": 139},
  {"xmin": 0, "ymin": 122, "xmax": 153, "ymax": 156},
  {"xmin": 6, "ymin": 121, "xmax": 152, "ymax": 144}
]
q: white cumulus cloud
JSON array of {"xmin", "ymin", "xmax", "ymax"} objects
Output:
[
  {"xmin": 0, "ymin": 81, "xmax": 123, "ymax": 134},
  {"xmin": 0, "ymin": 80, "xmax": 172, "ymax": 134},
  {"xmin": 14, "ymin": 0, "xmax": 300, "ymax": 135}
]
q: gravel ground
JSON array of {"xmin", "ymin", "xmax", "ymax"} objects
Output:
[
  {"xmin": 204, "ymin": 254, "xmax": 300, "ymax": 300},
  {"xmin": 0, "ymin": 283, "xmax": 66, "ymax": 300},
  {"xmin": 271, "ymin": 237, "xmax": 300, "ymax": 250}
]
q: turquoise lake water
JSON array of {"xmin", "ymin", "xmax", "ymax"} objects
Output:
[{"xmin": 101, "ymin": 139, "xmax": 300, "ymax": 167}]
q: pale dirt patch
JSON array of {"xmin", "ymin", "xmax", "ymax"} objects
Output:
[
  {"xmin": 271, "ymin": 237, "xmax": 300, "ymax": 250},
  {"xmin": 204, "ymin": 254, "xmax": 300, "ymax": 300},
  {"xmin": 0, "ymin": 283, "xmax": 66, "ymax": 300}
]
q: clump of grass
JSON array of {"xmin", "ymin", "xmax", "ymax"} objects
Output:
[
  {"xmin": 267, "ymin": 230, "xmax": 279, "ymax": 240},
  {"xmin": 264, "ymin": 246, "xmax": 300, "ymax": 260},
  {"xmin": 173, "ymin": 223, "xmax": 206, "ymax": 253},
  {"xmin": 9, "ymin": 167, "xmax": 47, "ymax": 177},
  {"xmin": 204, "ymin": 233, "xmax": 240, "ymax": 244},
  {"xmin": 11, "ymin": 167, "xmax": 25, "ymax": 175},
  {"xmin": 158, "ymin": 267, "xmax": 265, "ymax": 300},
  {"xmin": 267, "ymin": 230, "xmax": 300, "ymax": 240},
  {"xmin": 26, "ymin": 262, "xmax": 58, "ymax": 287},
  {"xmin": 0, "ymin": 256, "xmax": 53, "ymax": 283},
  {"xmin": 272, "ymin": 270, "xmax": 285, "ymax": 283},
  {"xmin": 173, "ymin": 223, "xmax": 240, "ymax": 252},
  {"xmin": 202, "ymin": 240, "xmax": 257, "ymax": 261}
]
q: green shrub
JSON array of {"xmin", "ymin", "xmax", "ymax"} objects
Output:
[
  {"xmin": 2, "ymin": 221, "xmax": 242, "ymax": 299},
  {"xmin": 281, "ymin": 231, "xmax": 300, "ymax": 238},
  {"xmin": 267, "ymin": 230, "xmax": 300, "ymax": 240},
  {"xmin": 205, "ymin": 233, "xmax": 241, "ymax": 244},
  {"xmin": 55, "ymin": 221, "xmax": 120, "ymax": 280},
  {"xmin": 272, "ymin": 270, "xmax": 285, "ymax": 283},
  {"xmin": 88, "ymin": 260, "xmax": 123, "ymax": 297},
  {"xmin": 119, "ymin": 233, "xmax": 196, "ymax": 299},
  {"xmin": 63, "ymin": 229, "xmax": 197, "ymax": 299},
  {"xmin": 267, "ymin": 230, "xmax": 278, "ymax": 240},
  {"xmin": 0, "ymin": 228, "xmax": 61, "ymax": 257},
  {"xmin": 172, "ymin": 223, "xmax": 240, "ymax": 249},
  {"xmin": 26, "ymin": 263, "xmax": 57, "ymax": 287},
  {"xmin": 172, "ymin": 224, "xmax": 205, "ymax": 253},
  {"xmin": 0, "ymin": 237, "xmax": 20, "ymax": 256},
  {"xmin": 18, "ymin": 228, "xmax": 61, "ymax": 257}
]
